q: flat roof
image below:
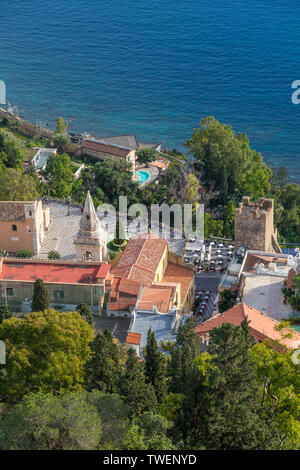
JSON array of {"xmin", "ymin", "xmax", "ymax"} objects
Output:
[
  {"xmin": 131, "ymin": 312, "xmax": 176, "ymax": 357},
  {"xmin": 242, "ymin": 272, "xmax": 293, "ymax": 320}
]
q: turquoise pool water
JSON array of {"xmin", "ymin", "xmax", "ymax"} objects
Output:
[
  {"xmin": 292, "ymin": 325, "xmax": 300, "ymax": 333},
  {"xmin": 136, "ymin": 170, "xmax": 150, "ymax": 184}
]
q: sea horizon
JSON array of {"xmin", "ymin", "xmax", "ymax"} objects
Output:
[{"xmin": 1, "ymin": 0, "xmax": 300, "ymax": 182}]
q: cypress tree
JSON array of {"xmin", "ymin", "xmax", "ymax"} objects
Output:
[
  {"xmin": 119, "ymin": 348, "xmax": 158, "ymax": 417},
  {"xmin": 85, "ymin": 329, "xmax": 120, "ymax": 393},
  {"xmin": 204, "ymin": 320, "xmax": 275, "ymax": 449},
  {"xmin": 177, "ymin": 321, "xmax": 279, "ymax": 449},
  {"xmin": 144, "ymin": 328, "xmax": 167, "ymax": 404},
  {"xmin": 168, "ymin": 347, "xmax": 183, "ymax": 394},
  {"xmin": 176, "ymin": 317, "xmax": 200, "ymax": 358},
  {"xmin": 76, "ymin": 303, "xmax": 94, "ymax": 326},
  {"xmin": 31, "ymin": 279, "xmax": 50, "ymax": 312},
  {"xmin": 0, "ymin": 304, "xmax": 12, "ymax": 324}
]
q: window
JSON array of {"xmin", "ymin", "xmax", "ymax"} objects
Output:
[
  {"xmin": 28, "ymin": 210, "xmax": 32, "ymax": 216},
  {"xmin": 6, "ymin": 288, "xmax": 14, "ymax": 296},
  {"xmin": 12, "ymin": 225, "xmax": 17, "ymax": 232},
  {"xmin": 54, "ymin": 290, "xmax": 64, "ymax": 299},
  {"xmin": 84, "ymin": 251, "xmax": 93, "ymax": 261}
]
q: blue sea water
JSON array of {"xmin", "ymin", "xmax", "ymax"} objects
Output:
[{"xmin": 1, "ymin": 0, "xmax": 300, "ymax": 181}]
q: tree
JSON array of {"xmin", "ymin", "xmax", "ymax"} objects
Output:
[
  {"xmin": 55, "ymin": 117, "xmax": 68, "ymax": 135},
  {"xmin": 176, "ymin": 317, "xmax": 200, "ymax": 358},
  {"xmin": 87, "ymin": 391, "xmax": 130, "ymax": 449},
  {"xmin": 48, "ymin": 250, "xmax": 61, "ymax": 260},
  {"xmin": 85, "ymin": 329, "xmax": 120, "ymax": 394},
  {"xmin": 119, "ymin": 348, "xmax": 158, "ymax": 417},
  {"xmin": 186, "ymin": 116, "xmax": 271, "ymax": 201},
  {"xmin": 168, "ymin": 347, "xmax": 183, "ymax": 394},
  {"xmin": 0, "ymin": 168, "xmax": 39, "ymax": 201},
  {"xmin": 52, "ymin": 133, "xmax": 70, "ymax": 154},
  {"xmin": 43, "ymin": 153, "xmax": 73, "ymax": 198},
  {"xmin": 52, "ymin": 118, "xmax": 70, "ymax": 153},
  {"xmin": 0, "ymin": 129, "xmax": 23, "ymax": 168},
  {"xmin": 204, "ymin": 212, "xmax": 224, "ymax": 238},
  {"xmin": 176, "ymin": 323, "xmax": 280, "ymax": 449},
  {"xmin": 32, "ymin": 279, "xmax": 50, "ymax": 312},
  {"xmin": 136, "ymin": 148, "xmax": 157, "ymax": 167},
  {"xmin": 204, "ymin": 322, "xmax": 279, "ymax": 449},
  {"xmin": 0, "ymin": 310, "xmax": 94, "ymax": 403},
  {"xmin": 122, "ymin": 412, "xmax": 176, "ymax": 450},
  {"xmin": 114, "ymin": 217, "xmax": 126, "ymax": 245},
  {"xmin": 78, "ymin": 158, "xmax": 140, "ymax": 207},
  {"xmin": 76, "ymin": 303, "xmax": 94, "ymax": 326},
  {"xmin": 252, "ymin": 341, "xmax": 300, "ymax": 449},
  {"xmin": 218, "ymin": 289, "xmax": 238, "ymax": 313},
  {"xmin": 0, "ymin": 305, "xmax": 12, "ymax": 325},
  {"xmin": 0, "ymin": 391, "xmax": 102, "ymax": 450},
  {"xmin": 144, "ymin": 329, "xmax": 167, "ymax": 404}
]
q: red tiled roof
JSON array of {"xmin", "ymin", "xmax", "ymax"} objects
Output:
[
  {"xmin": 195, "ymin": 302, "xmax": 300, "ymax": 350},
  {"xmin": 126, "ymin": 332, "xmax": 141, "ymax": 345},
  {"xmin": 137, "ymin": 286, "xmax": 173, "ymax": 313},
  {"xmin": 161, "ymin": 262, "xmax": 194, "ymax": 304},
  {"xmin": 96, "ymin": 263, "xmax": 111, "ymax": 279},
  {"xmin": 0, "ymin": 261, "xmax": 104, "ymax": 284},
  {"xmin": 81, "ymin": 140, "xmax": 131, "ymax": 158},
  {"xmin": 108, "ymin": 276, "xmax": 139, "ymax": 311},
  {"xmin": 112, "ymin": 233, "xmax": 168, "ymax": 287}
]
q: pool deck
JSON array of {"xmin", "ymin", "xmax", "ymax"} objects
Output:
[{"xmin": 136, "ymin": 165, "xmax": 159, "ymax": 187}]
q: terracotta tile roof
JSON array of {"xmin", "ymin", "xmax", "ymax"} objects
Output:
[
  {"xmin": 81, "ymin": 139, "xmax": 131, "ymax": 158},
  {"xmin": 161, "ymin": 262, "xmax": 194, "ymax": 304},
  {"xmin": 112, "ymin": 233, "xmax": 168, "ymax": 287},
  {"xmin": 287, "ymin": 268, "xmax": 297, "ymax": 289},
  {"xmin": 195, "ymin": 302, "xmax": 300, "ymax": 350},
  {"xmin": 108, "ymin": 276, "xmax": 139, "ymax": 311},
  {"xmin": 137, "ymin": 286, "xmax": 173, "ymax": 313},
  {"xmin": 0, "ymin": 260, "xmax": 104, "ymax": 284},
  {"xmin": 118, "ymin": 278, "xmax": 141, "ymax": 296},
  {"xmin": 126, "ymin": 332, "xmax": 141, "ymax": 345},
  {"xmin": 96, "ymin": 263, "xmax": 111, "ymax": 279}
]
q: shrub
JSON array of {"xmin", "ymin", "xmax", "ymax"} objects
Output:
[
  {"xmin": 48, "ymin": 250, "xmax": 61, "ymax": 260},
  {"xmin": 15, "ymin": 249, "xmax": 34, "ymax": 259}
]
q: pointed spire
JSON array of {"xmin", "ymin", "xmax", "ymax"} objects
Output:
[{"xmin": 78, "ymin": 191, "xmax": 100, "ymax": 238}]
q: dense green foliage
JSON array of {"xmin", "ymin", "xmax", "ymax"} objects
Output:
[
  {"xmin": 0, "ymin": 310, "xmax": 94, "ymax": 403},
  {"xmin": 31, "ymin": 278, "xmax": 50, "ymax": 312},
  {"xmin": 0, "ymin": 309, "xmax": 299, "ymax": 449},
  {"xmin": 136, "ymin": 148, "xmax": 157, "ymax": 166},
  {"xmin": 218, "ymin": 289, "xmax": 238, "ymax": 313}
]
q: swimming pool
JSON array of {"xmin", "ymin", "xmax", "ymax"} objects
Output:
[{"xmin": 136, "ymin": 170, "xmax": 150, "ymax": 184}]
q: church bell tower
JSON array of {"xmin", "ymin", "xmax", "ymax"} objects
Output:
[{"xmin": 74, "ymin": 191, "xmax": 107, "ymax": 262}]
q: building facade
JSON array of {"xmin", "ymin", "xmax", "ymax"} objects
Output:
[
  {"xmin": 0, "ymin": 258, "xmax": 111, "ymax": 313},
  {"xmin": 76, "ymin": 139, "xmax": 136, "ymax": 175},
  {"xmin": 235, "ymin": 196, "xmax": 281, "ymax": 253},
  {"xmin": 0, "ymin": 200, "xmax": 51, "ymax": 255}
]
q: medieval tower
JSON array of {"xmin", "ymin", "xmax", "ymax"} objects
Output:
[
  {"xmin": 74, "ymin": 191, "xmax": 107, "ymax": 262},
  {"xmin": 235, "ymin": 196, "xmax": 281, "ymax": 253}
]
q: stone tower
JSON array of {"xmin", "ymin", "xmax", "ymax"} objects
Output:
[
  {"xmin": 74, "ymin": 191, "xmax": 107, "ymax": 261},
  {"xmin": 235, "ymin": 196, "xmax": 281, "ymax": 253}
]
